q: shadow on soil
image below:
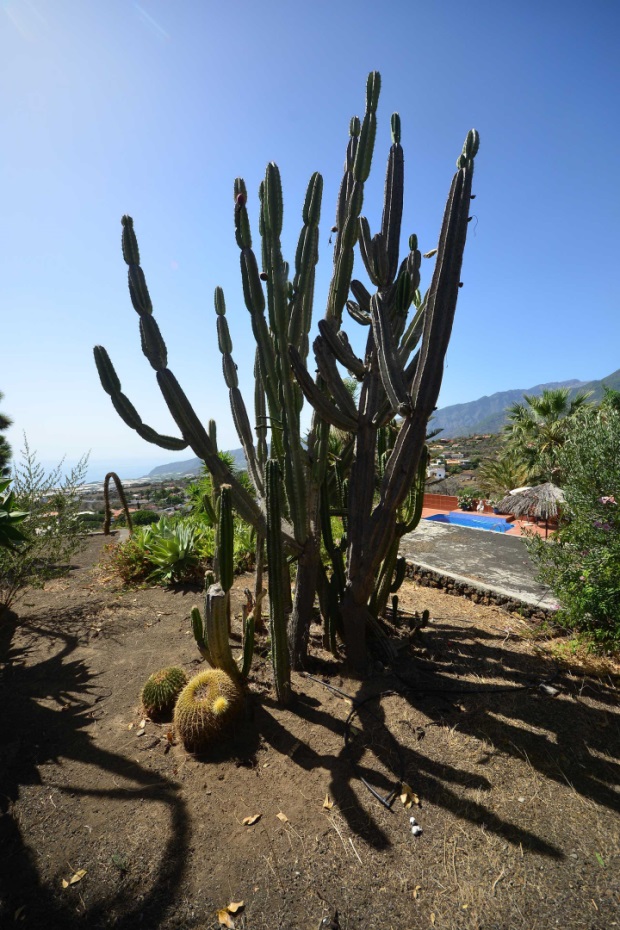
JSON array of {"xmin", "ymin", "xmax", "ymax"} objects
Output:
[
  {"xmin": 1, "ymin": 597, "xmax": 618, "ymax": 927},
  {"xmin": 258, "ymin": 622, "xmax": 619, "ymax": 858},
  {"xmin": 0, "ymin": 610, "xmax": 188, "ymax": 930}
]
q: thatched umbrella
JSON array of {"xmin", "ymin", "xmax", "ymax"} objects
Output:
[{"xmin": 496, "ymin": 482, "xmax": 565, "ymax": 537}]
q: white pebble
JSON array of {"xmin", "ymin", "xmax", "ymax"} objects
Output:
[
  {"xmin": 409, "ymin": 816, "xmax": 417, "ymax": 825},
  {"xmin": 411, "ymin": 825, "xmax": 423, "ymax": 836}
]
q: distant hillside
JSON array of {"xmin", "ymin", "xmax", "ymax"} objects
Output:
[
  {"xmin": 145, "ymin": 369, "xmax": 620, "ymax": 474},
  {"xmin": 148, "ymin": 447, "xmax": 247, "ymax": 478},
  {"xmin": 432, "ymin": 368, "xmax": 620, "ymax": 438}
]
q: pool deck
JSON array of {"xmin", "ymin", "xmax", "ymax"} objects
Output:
[{"xmin": 400, "ymin": 510, "xmax": 557, "ymax": 609}]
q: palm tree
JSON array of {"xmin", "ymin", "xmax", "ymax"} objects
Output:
[
  {"xmin": 477, "ymin": 450, "xmax": 531, "ymax": 499},
  {"xmin": 503, "ymin": 387, "xmax": 592, "ymax": 482}
]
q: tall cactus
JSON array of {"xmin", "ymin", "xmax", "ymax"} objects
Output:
[
  {"xmin": 94, "ymin": 72, "xmax": 479, "ymax": 676},
  {"xmin": 294, "ymin": 120, "xmax": 479, "ymax": 669}
]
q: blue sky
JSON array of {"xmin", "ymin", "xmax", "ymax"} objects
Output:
[{"xmin": 2, "ymin": 0, "xmax": 619, "ymax": 481}]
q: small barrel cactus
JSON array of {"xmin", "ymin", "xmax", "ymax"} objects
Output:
[
  {"xmin": 173, "ymin": 669, "xmax": 245, "ymax": 751},
  {"xmin": 141, "ymin": 666, "xmax": 188, "ymax": 717}
]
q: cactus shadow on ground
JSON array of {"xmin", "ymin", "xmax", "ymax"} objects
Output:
[{"xmin": 1, "ymin": 536, "xmax": 619, "ymax": 930}]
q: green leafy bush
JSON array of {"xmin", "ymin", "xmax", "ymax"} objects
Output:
[
  {"xmin": 0, "ymin": 479, "xmax": 28, "ymax": 549},
  {"xmin": 527, "ymin": 406, "xmax": 620, "ymax": 648},
  {"xmin": 0, "ymin": 439, "xmax": 88, "ymax": 613},
  {"xmin": 106, "ymin": 512, "xmax": 254, "ymax": 587},
  {"xmin": 114, "ymin": 509, "xmax": 160, "ymax": 527}
]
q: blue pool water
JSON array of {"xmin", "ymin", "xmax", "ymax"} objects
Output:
[{"xmin": 424, "ymin": 512, "xmax": 515, "ymax": 533}]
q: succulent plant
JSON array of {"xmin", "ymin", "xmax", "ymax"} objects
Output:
[
  {"xmin": 191, "ymin": 483, "xmax": 256, "ymax": 679},
  {"xmin": 94, "ymin": 72, "xmax": 479, "ymax": 675},
  {"xmin": 173, "ymin": 669, "xmax": 245, "ymax": 751},
  {"xmin": 141, "ymin": 666, "xmax": 188, "ymax": 717},
  {"xmin": 103, "ymin": 471, "xmax": 133, "ymax": 536}
]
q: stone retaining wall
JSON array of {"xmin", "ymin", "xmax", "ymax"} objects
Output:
[{"xmin": 404, "ymin": 560, "xmax": 556, "ymax": 621}]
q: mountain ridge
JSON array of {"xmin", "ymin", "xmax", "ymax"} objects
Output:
[
  {"xmin": 430, "ymin": 368, "xmax": 620, "ymax": 438},
  {"xmin": 146, "ymin": 368, "xmax": 620, "ymax": 475}
]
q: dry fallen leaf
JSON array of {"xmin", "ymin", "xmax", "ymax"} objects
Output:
[
  {"xmin": 242, "ymin": 814, "xmax": 261, "ymax": 826},
  {"xmin": 216, "ymin": 908, "xmax": 235, "ymax": 928},
  {"xmin": 323, "ymin": 794, "xmax": 334, "ymax": 810},
  {"xmin": 399, "ymin": 783, "xmax": 420, "ymax": 809},
  {"xmin": 413, "ymin": 885, "xmax": 422, "ymax": 899},
  {"xmin": 62, "ymin": 869, "xmax": 87, "ymax": 888},
  {"xmin": 276, "ymin": 812, "xmax": 289, "ymax": 823},
  {"xmin": 139, "ymin": 719, "xmax": 147, "ymax": 728},
  {"xmin": 430, "ymin": 913, "xmax": 436, "ymax": 925},
  {"xmin": 227, "ymin": 901, "xmax": 245, "ymax": 914}
]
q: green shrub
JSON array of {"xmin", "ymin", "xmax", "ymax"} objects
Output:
[
  {"xmin": 106, "ymin": 511, "xmax": 255, "ymax": 588},
  {"xmin": 527, "ymin": 406, "xmax": 620, "ymax": 648},
  {"xmin": 0, "ymin": 439, "xmax": 88, "ymax": 613},
  {"xmin": 115, "ymin": 509, "xmax": 160, "ymax": 527}
]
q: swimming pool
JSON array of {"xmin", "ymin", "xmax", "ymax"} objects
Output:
[{"xmin": 424, "ymin": 512, "xmax": 515, "ymax": 533}]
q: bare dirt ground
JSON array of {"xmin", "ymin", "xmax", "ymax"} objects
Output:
[{"xmin": 1, "ymin": 535, "xmax": 619, "ymax": 930}]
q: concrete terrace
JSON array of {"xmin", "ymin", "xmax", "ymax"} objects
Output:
[{"xmin": 400, "ymin": 516, "xmax": 558, "ymax": 610}]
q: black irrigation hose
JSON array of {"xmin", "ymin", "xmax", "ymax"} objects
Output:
[{"xmin": 301, "ymin": 667, "xmax": 560, "ymax": 810}]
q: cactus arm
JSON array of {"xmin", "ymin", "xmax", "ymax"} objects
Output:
[
  {"xmin": 288, "ymin": 172, "xmax": 322, "ymax": 358},
  {"xmin": 265, "ymin": 461, "xmax": 292, "ymax": 705},
  {"xmin": 103, "ymin": 471, "xmax": 133, "ymax": 536},
  {"xmin": 240, "ymin": 598, "xmax": 256, "ymax": 679},
  {"xmin": 346, "ymin": 300, "xmax": 372, "ymax": 327},
  {"xmin": 254, "ymin": 350, "xmax": 269, "ymax": 471},
  {"xmin": 319, "ymin": 478, "xmax": 346, "ymax": 597},
  {"xmin": 313, "ymin": 336, "xmax": 360, "ymax": 421},
  {"xmin": 327, "ymin": 73, "xmax": 380, "ymax": 324},
  {"xmin": 398, "ymin": 294, "xmax": 426, "ymax": 367},
  {"xmin": 369, "ymin": 537, "xmax": 399, "ymax": 619},
  {"xmin": 155, "ymin": 368, "xmax": 268, "ymax": 533},
  {"xmin": 353, "ymin": 135, "xmax": 478, "ymax": 604},
  {"xmin": 214, "ymin": 287, "xmax": 265, "ymax": 497},
  {"xmin": 216, "ymin": 486, "xmax": 234, "ymax": 594},
  {"xmin": 410, "ymin": 153, "xmax": 474, "ymax": 412},
  {"xmin": 381, "ymin": 114, "xmax": 404, "ymax": 284},
  {"xmin": 289, "ymin": 347, "xmax": 359, "ymax": 433},
  {"xmin": 370, "ymin": 293, "xmax": 412, "ymax": 417},
  {"xmin": 350, "ymin": 279, "xmax": 372, "ymax": 314},
  {"xmin": 399, "ymin": 445, "xmax": 428, "ymax": 534},
  {"xmin": 94, "ymin": 346, "xmax": 188, "ymax": 451},
  {"xmin": 357, "ymin": 217, "xmax": 380, "ymax": 286},
  {"xmin": 317, "ymin": 319, "xmax": 366, "ymax": 379},
  {"xmin": 191, "ymin": 605, "xmax": 214, "ymax": 666},
  {"xmin": 391, "ymin": 556, "xmax": 407, "ymax": 593}
]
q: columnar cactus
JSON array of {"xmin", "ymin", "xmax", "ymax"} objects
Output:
[
  {"xmin": 265, "ymin": 460, "xmax": 291, "ymax": 705},
  {"xmin": 103, "ymin": 471, "xmax": 133, "ymax": 536},
  {"xmin": 94, "ymin": 72, "xmax": 479, "ymax": 677}
]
